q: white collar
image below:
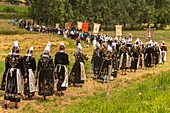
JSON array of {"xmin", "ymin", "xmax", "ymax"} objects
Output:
[
  {"xmin": 59, "ymin": 50, "xmax": 65, "ymax": 53},
  {"xmin": 11, "ymin": 52, "xmax": 19, "ymax": 56},
  {"xmin": 26, "ymin": 54, "xmax": 32, "ymax": 56},
  {"xmin": 42, "ymin": 54, "xmax": 49, "ymax": 57}
]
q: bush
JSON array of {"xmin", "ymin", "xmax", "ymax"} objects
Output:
[{"xmin": 3, "ymin": 6, "xmax": 16, "ymax": 12}]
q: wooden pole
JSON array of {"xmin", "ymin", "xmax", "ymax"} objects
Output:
[{"xmin": 106, "ymin": 59, "xmax": 112, "ymax": 101}]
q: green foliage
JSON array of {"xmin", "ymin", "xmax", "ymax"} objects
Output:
[
  {"xmin": 28, "ymin": 0, "xmax": 67, "ymax": 26},
  {"xmin": 27, "ymin": 0, "xmax": 170, "ymax": 29}
]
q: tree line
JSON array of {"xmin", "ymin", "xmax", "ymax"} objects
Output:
[{"xmin": 26, "ymin": 0, "xmax": 170, "ymax": 29}]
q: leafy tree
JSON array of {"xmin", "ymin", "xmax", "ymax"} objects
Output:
[
  {"xmin": 153, "ymin": 0, "xmax": 170, "ymax": 28},
  {"xmin": 50, "ymin": 0, "xmax": 66, "ymax": 26},
  {"xmin": 92, "ymin": 0, "xmax": 112, "ymax": 29},
  {"xmin": 27, "ymin": 0, "xmax": 170, "ymax": 29}
]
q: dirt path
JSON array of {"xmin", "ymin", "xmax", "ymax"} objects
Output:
[{"xmin": 0, "ymin": 63, "xmax": 169, "ymax": 112}]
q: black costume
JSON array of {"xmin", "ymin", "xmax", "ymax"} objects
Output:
[
  {"xmin": 119, "ymin": 45, "xmax": 131, "ymax": 70},
  {"xmin": 4, "ymin": 53, "xmax": 25, "ymax": 102},
  {"xmin": 1, "ymin": 53, "xmax": 11, "ymax": 90},
  {"xmin": 54, "ymin": 51, "xmax": 69, "ymax": 91},
  {"xmin": 144, "ymin": 45, "xmax": 154, "ymax": 67},
  {"xmin": 36, "ymin": 55, "xmax": 54, "ymax": 97},
  {"xmin": 99, "ymin": 47, "xmax": 112, "ymax": 79},
  {"xmin": 130, "ymin": 44, "xmax": 140, "ymax": 70},
  {"xmin": 153, "ymin": 45, "xmax": 160, "ymax": 66},
  {"xmin": 160, "ymin": 44, "xmax": 167, "ymax": 63},
  {"xmin": 91, "ymin": 47, "xmax": 102, "ymax": 78},
  {"xmin": 23, "ymin": 55, "xmax": 36, "ymax": 98},
  {"xmin": 69, "ymin": 52, "xmax": 88, "ymax": 84},
  {"xmin": 139, "ymin": 44, "xmax": 145, "ymax": 68}
]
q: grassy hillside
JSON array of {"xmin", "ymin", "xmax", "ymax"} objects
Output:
[
  {"xmin": 0, "ymin": 20, "xmax": 31, "ymax": 35},
  {"xmin": 0, "ymin": 3, "xmax": 29, "ymax": 19},
  {"xmin": 0, "ymin": 20, "xmax": 170, "ymax": 112},
  {"xmin": 0, "ymin": 4, "xmax": 28, "ymax": 13}
]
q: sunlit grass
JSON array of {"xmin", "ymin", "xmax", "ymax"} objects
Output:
[
  {"xmin": 0, "ymin": 20, "xmax": 31, "ymax": 35},
  {"xmin": 61, "ymin": 72, "xmax": 170, "ymax": 113}
]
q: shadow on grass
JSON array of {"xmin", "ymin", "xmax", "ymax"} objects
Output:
[
  {"xmin": 31, "ymin": 94, "xmax": 61, "ymax": 102},
  {"xmin": 31, "ymin": 95, "xmax": 47, "ymax": 102},
  {"xmin": 68, "ymin": 83, "xmax": 83, "ymax": 87},
  {"xmin": 0, "ymin": 91, "xmax": 16, "ymax": 110}
]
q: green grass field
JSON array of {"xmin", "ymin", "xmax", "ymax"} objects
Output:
[
  {"xmin": 58, "ymin": 72, "xmax": 170, "ymax": 113},
  {"xmin": 0, "ymin": 4, "xmax": 28, "ymax": 13},
  {"xmin": 0, "ymin": 3, "xmax": 29, "ymax": 19},
  {"xmin": 0, "ymin": 20, "xmax": 31, "ymax": 35},
  {"xmin": 0, "ymin": 20, "xmax": 170, "ymax": 112}
]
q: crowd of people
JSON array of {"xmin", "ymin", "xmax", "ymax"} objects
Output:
[
  {"xmin": 17, "ymin": 19, "xmax": 109, "ymax": 44},
  {"xmin": 91, "ymin": 34, "xmax": 167, "ymax": 81},
  {"xmin": 1, "ymin": 20, "xmax": 167, "ymax": 109},
  {"xmin": 0, "ymin": 34, "xmax": 167, "ymax": 109},
  {"xmin": 0, "ymin": 40, "xmax": 89, "ymax": 109}
]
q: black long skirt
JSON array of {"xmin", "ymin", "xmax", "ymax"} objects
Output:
[
  {"xmin": 99, "ymin": 59, "xmax": 111, "ymax": 79},
  {"xmin": 145, "ymin": 54, "xmax": 152, "ymax": 67},
  {"xmin": 130, "ymin": 59, "xmax": 138, "ymax": 70},
  {"xmin": 38, "ymin": 68, "xmax": 54, "ymax": 96},
  {"xmin": 92, "ymin": 56, "xmax": 103, "ymax": 77},
  {"xmin": 55, "ymin": 65, "xmax": 67, "ymax": 91},
  {"xmin": 69, "ymin": 61, "xmax": 84, "ymax": 84},
  {"xmin": 4, "ymin": 69, "xmax": 23, "ymax": 102}
]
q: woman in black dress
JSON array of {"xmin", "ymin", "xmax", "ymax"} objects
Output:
[
  {"xmin": 36, "ymin": 41, "xmax": 54, "ymax": 100},
  {"xmin": 54, "ymin": 42, "xmax": 69, "ymax": 96},
  {"xmin": 4, "ymin": 41, "xmax": 25, "ymax": 109},
  {"xmin": 69, "ymin": 43, "xmax": 88, "ymax": 86},
  {"xmin": 23, "ymin": 46, "xmax": 36, "ymax": 99}
]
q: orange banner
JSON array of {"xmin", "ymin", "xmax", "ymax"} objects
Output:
[{"xmin": 82, "ymin": 22, "xmax": 88, "ymax": 32}]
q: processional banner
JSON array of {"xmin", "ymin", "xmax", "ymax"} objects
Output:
[
  {"xmin": 145, "ymin": 28, "xmax": 154, "ymax": 39},
  {"xmin": 77, "ymin": 22, "xmax": 83, "ymax": 30},
  {"xmin": 55, "ymin": 23, "xmax": 59, "ymax": 28},
  {"xmin": 65, "ymin": 22, "xmax": 72, "ymax": 30},
  {"xmin": 115, "ymin": 25, "xmax": 122, "ymax": 37},
  {"xmin": 82, "ymin": 22, "xmax": 88, "ymax": 32},
  {"xmin": 93, "ymin": 23, "xmax": 100, "ymax": 34}
]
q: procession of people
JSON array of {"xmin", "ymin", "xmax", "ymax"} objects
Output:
[
  {"xmin": 0, "ymin": 31, "xmax": 168, "ymax": 109},
  {"xmin": 91, "ymin": 34, "xmax": 168, "ymax": 81}
]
